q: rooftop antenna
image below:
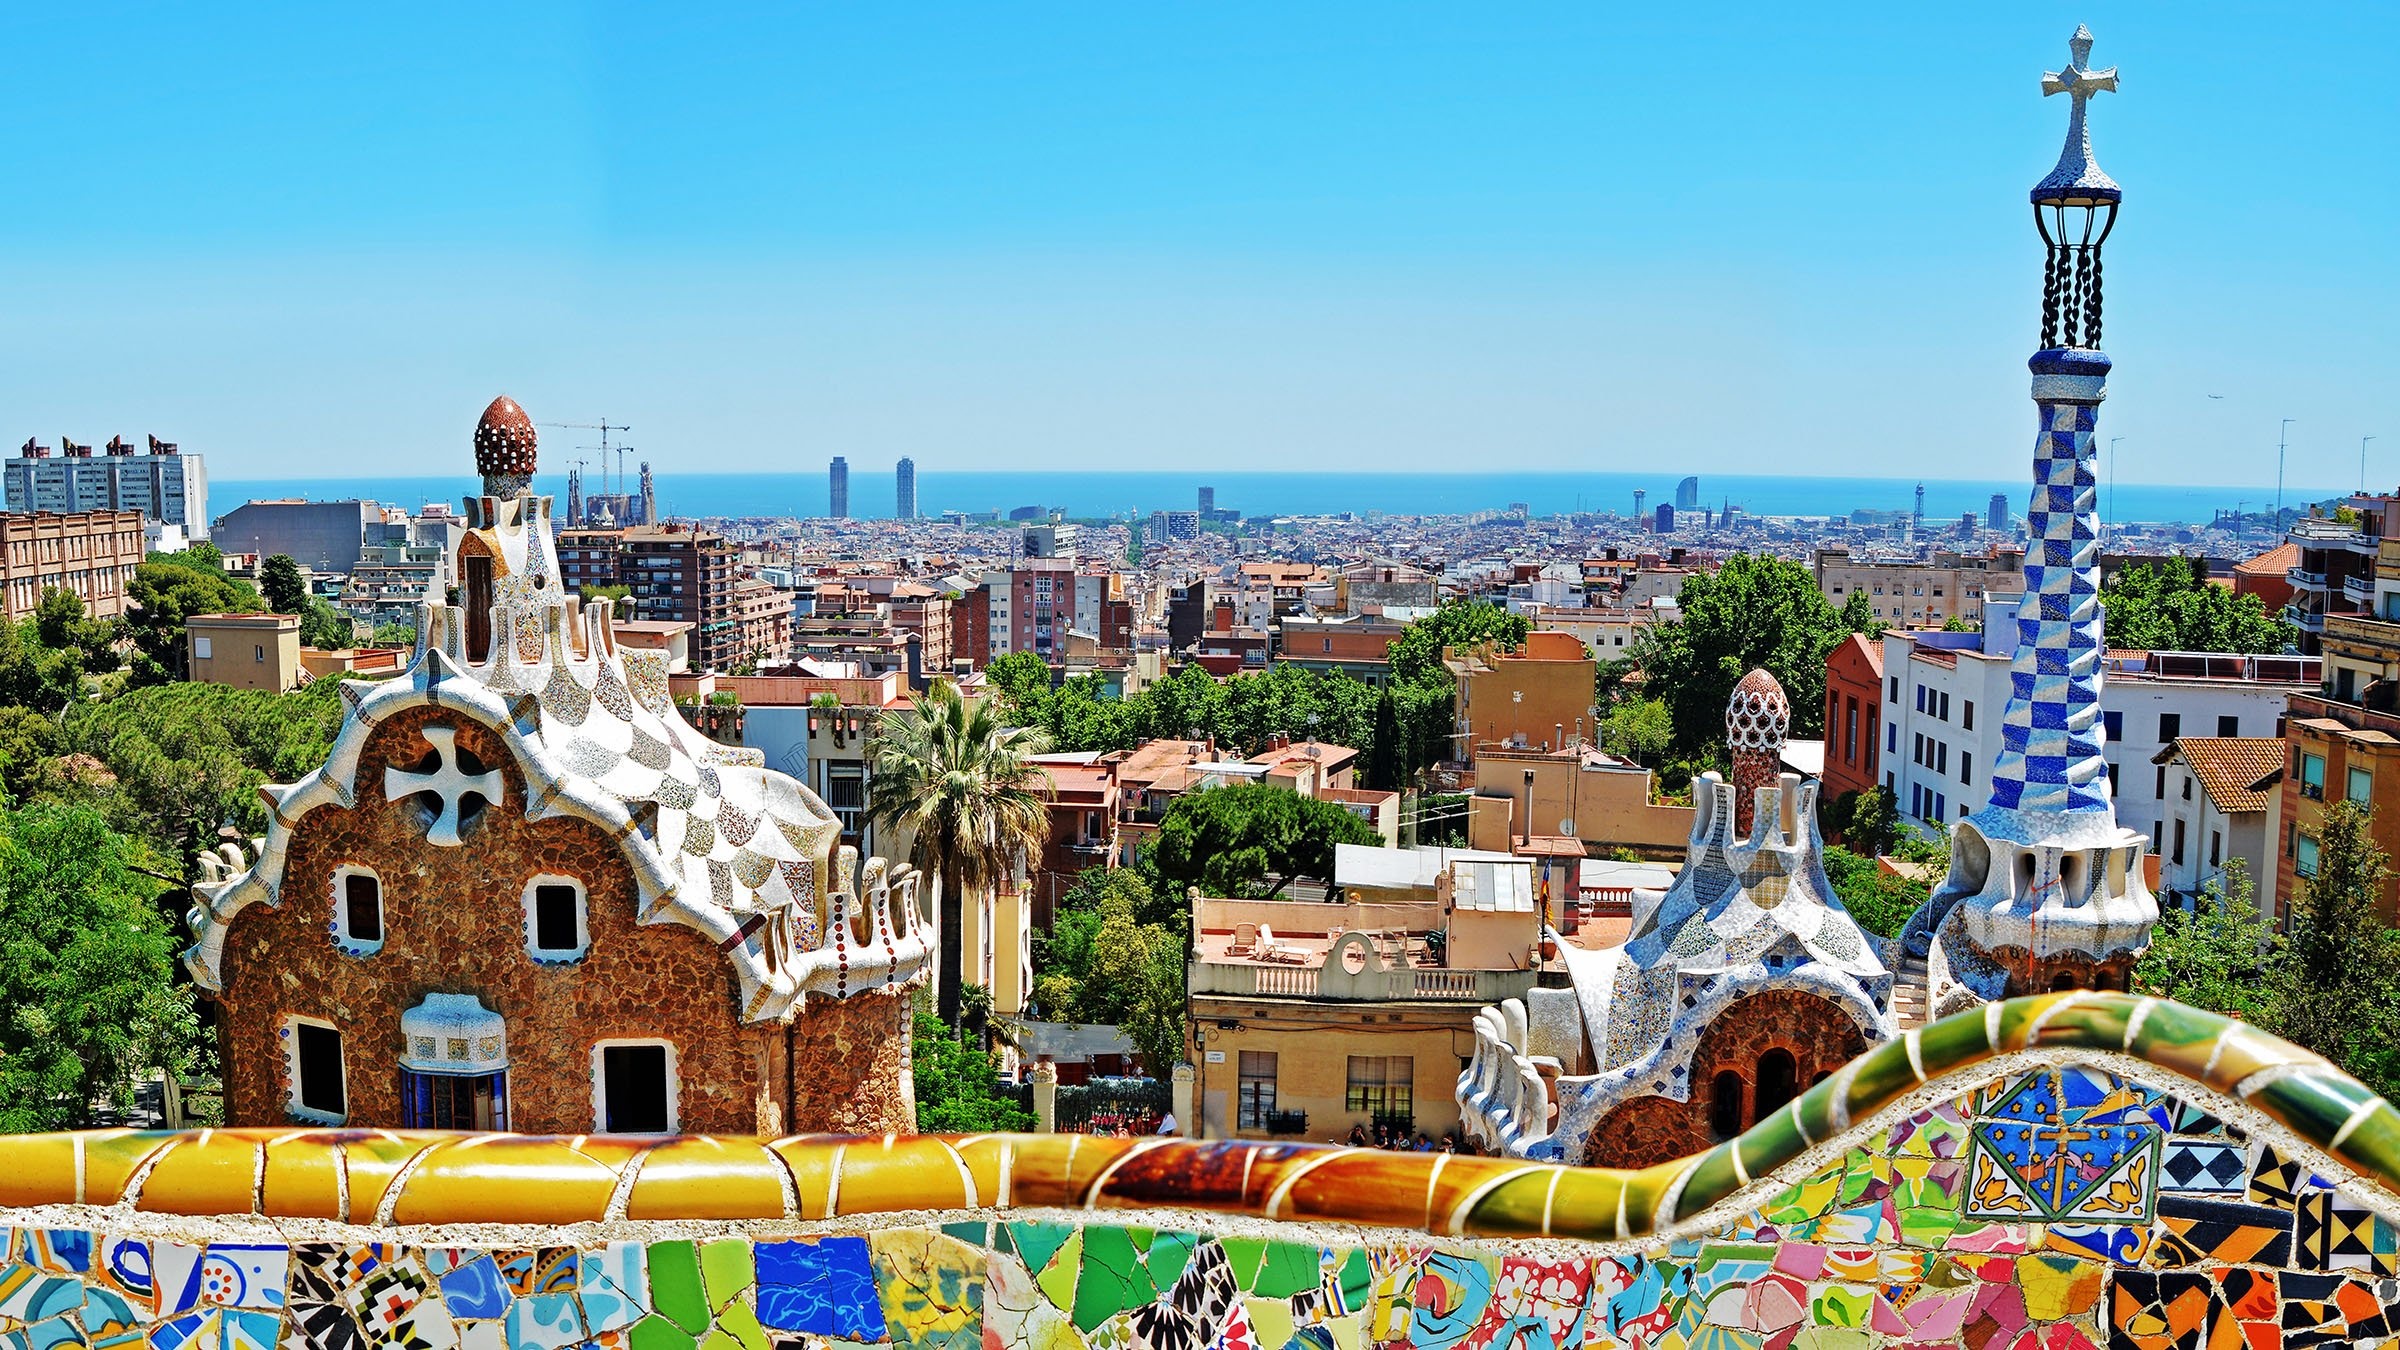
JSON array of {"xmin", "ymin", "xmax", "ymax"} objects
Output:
[{"xmin": 543, "ymin": 420, "xmax": 631, "ymax": 494}]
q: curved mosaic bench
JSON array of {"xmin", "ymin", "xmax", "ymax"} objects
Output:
[{"xmin": 3, "ymin": 992, "xmax": 2398, "ymax": 1350}]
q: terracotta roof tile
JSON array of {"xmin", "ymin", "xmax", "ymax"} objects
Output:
[{"xmin": 2159, "ymin": 736, "xmax": 2287, "ymax": 814}]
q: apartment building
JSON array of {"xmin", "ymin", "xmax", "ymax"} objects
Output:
[
  {"xmin": 592, "ymin": 524, "xmax": 789, "ymax": 671},
  {"xmin": 1813, "ymin": 545, "xmax": 2025, "ymax": 629},
  {"xmin": 0, "ymin": 509, "xmax": 146, "ymax": 621},
  {"xmin": 186, "ymin": 612, "xmax": 302, "ymax": 692},
  {"xmin": 1879, "ymin": 614, "xmax": 2316, "ymax": 850},
  {"xmin": 2152, "ymin": 738, "xmax": 2283, "ymax": 911},
  {"xmin": 2271, "ymin": 522, "xmax": 2400, "ymax": 919},
  {"xmin": 2285, "ymin": 498, "xmax": 2400, "ymax": 655},
  {"xmin": 1450, "ymin": 630, "xmax": 1599, "ymax": 754},
  {"xmin": 6, "ymin": 437, "xmax": 208, "ymax": 540},
  {"xmin": 1185, "ymin": 869, "xmax": 1539, "ymax": 1142}
]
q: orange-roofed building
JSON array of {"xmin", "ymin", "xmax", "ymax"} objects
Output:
[
  {"xmin": 2231, "ymin": 541, "xmax": 2299, "ymax": 615},
  {"xmin": 1449, "ymin": 630, "xmax": 1599, "ymax": 756}
]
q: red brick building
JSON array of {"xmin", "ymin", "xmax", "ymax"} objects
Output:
[
  {"xmin": 187, "ymin": 398, "xmax": 929, "ymax": 1136},
  {"xmin": 1821, "ymin": 632, "xmax": 1886, "ymax": 810}
]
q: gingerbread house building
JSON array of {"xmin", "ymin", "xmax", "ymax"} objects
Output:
[{"xmin": 188, "ymin": 398, "xmax": 930, "ymax": 1135}]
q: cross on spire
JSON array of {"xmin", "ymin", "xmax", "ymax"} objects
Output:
[
  {"xmin": 2033, "ymin": 25, "xmax": 2121, "ymax": 204},
  {"xmin": 2043, "ymin": 24, "xmax": 2118, "ymax": 105},
  {"xmin": 385, "ymin": 725, "xmax": 502, "ymax": 847}
]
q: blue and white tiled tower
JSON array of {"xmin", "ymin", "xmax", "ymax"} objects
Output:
[{"xmin": 1918, "ymin": 27, "xmax": 2158, "ymax": 1013}]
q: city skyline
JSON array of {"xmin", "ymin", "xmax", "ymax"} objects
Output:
[{"xmin": 0, "ymin": 6, "xmax": 2391, "ymax": 490}]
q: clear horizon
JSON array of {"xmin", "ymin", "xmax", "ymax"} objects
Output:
[{"xmin": 3, "ymin": 4, "xmax": 2392, "ymax": 488}]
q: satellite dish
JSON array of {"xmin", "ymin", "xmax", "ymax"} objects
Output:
[{"xmin": 1558, "ymin": 818, "xmax": 1576, "ymax": 836}]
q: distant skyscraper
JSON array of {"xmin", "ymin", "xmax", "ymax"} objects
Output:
[
  {"xmin": 829, "ymin": 456, "xmax": 849, "ymax": 519},
  {"xmin": 1654, "ymin": 504, "xmax": 1675, "ymax": 533},
  {"xmin": 896, "ymin": 458, "xmax": 918, "ymax": 519},
  {"xmin": 1198, "ymin": 485, "xmax": 1215, "ymax": 515},
  {"xmin": 1988, "ymin": 493, "xmax": 2010, "ymax": 530},
  {"xmin": 1913, "ymin": 482, "xmax": 1926, "ymax": 526},
  {"xmin": 638, "ymin": 461, "xmax": 655, "ymax": 525},
  {"xmin": 1633, "ymin": 489, "xmax": 1647, "ymax": 520},
  {"xmin": 1675, "ymin": 476, "xmax": 1700, "ymax": 511}
]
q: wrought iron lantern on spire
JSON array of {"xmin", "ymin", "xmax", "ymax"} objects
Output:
[{"xmin": 2032, "ymin": 25, "xmax": 2119, "ymax": 352}]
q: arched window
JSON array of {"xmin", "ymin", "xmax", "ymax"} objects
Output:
[
  {"xmin": 461, "ymin": 535, "xmax": 494, "ymax": 662},
  {"xmin": 2049, "ymin": 970, "xmax": 2080, "ymax": 992},
  {"xmin": 1709, "ymin": 1070, "xmax": 1744, "ymax": 1140},
  {"xmin": 1755, "ymin": 1048, "xmax": 1799, "ymax": 1124}
]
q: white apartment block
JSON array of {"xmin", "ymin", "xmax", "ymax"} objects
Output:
[
  {"xmin": 1877, "ymin": 605, "xmax": 2317, "ymax": 852},
  {"xmin": 6, "ymin": 441, "xmax": 209, "ymax": 540}
]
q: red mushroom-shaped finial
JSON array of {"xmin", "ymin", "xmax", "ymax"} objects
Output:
[{"xmin": 473, "ymin": 396, "xmax": 538, "ymax": 482}]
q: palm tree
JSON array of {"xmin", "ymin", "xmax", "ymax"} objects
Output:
[{"xmin": 866, "ymin": 680, "xmax": 1052, "ymax": 1025}]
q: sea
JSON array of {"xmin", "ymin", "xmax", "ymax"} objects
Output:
[{"xmin": 212, "ymin": 470, "xmax": 2335, "ymax": 529}]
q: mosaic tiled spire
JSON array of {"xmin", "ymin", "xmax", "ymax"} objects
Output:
[{"xmin": 1983, "ymin": 28, "xmax": 2120, "ymax": 822}]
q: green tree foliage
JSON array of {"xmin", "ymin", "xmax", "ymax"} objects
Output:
[
  {"xmin": 0, "ymin": 802, "xmax": 199, "ymax": 1131},
  {"xmin": 371, "ymin": 622, "xmax": 419, "ymax": 648},
  {"xmin": 580, "ymin": 583, "xmax": 632, "ymax": 606},
  {"xmin": 2130, "ymin": 804, "xmax": 2400, "ymax": 1102},
  {"xmin": 1151, "ymin": 782, "xmax": 1380, "ymax": 899},
  {"xmin": 2274, "ymin": 801, "xmax": 2400, "ymax": 1096},
  {"xmin": 62, "ymin": 679, "xmax": 348, "ymax": 885},
  {"xmin": 1819, "ymin": 845, "xmax": 1925, "ymax": 940},
  {"xmin": 910, "ymin": 1002, "xmax": 1033, "ymax": 1133},
  {"xmin": 260, "ymin": 554, "xmax": 309, "ymax": 614},
  {"xmin": 1601, "ymin": 697, "xmax": 1672, "ymax": 765},
  {"xmin": 1028, "ymin": 872, "xmax": 1187, "ymax": 1073},
  {"xmin": 1839, "ymin": 592, "xmax": 1887, "ymax": 641},
  {"xmin": 867, "ymin": 680, "xmax": 1052, "ymax": 1024},
  {"xmin": 0, "ymin": 707, "xmax": 63, "ymax": 806},
  {"xmin": 126, "ymin": 558, "xmax": 261, "ymax": 684},
  {"xmin": 1633, "ymin": 554, "xmax": 1871, "ymax": 760},
  {"xmin": 2133, "ymin": 860, "xmax": 2282, "ymax": 1027},
  {"xmin": 1825, "ymin": 785, "xmax": 1902, "ymax": 857},
  {"xmin": 260, "ymin": 554, "xmax": 357, "ymax": 649},
  {"xmin": 2101, "ymin": 560, "xmax": 2295, "ymax": 654},
  {"xmin": 1385, "ymin": 600, "xmax": 1529, "ymax": 686},
  {"xmin": 0, "ymin": 593, "xmax": 108, "ymax": 713}
]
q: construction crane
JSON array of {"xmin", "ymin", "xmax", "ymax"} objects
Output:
[{"xmin": 542, "ymin": 420, "xmax": 629, "ymax": 495}]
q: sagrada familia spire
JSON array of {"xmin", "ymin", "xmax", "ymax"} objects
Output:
[{"xmin": 1910, "ymin": 27, "xmax": 2158, "ymax": 1010}]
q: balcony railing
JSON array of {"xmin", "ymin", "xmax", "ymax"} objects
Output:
[
  {"xmin": 2345, "ymin": 574, "xmax": 2375, "ymax": 605},
  {"xmin": 1188, "ymin": 960, "xmax": 1537, "ymax": 1003},
  {"xmin": 2289, "ymin": 568, "xmax": 2329, "ymax": 590}
]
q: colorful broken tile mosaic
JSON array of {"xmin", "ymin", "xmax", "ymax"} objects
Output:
[{"xmin": 2, "ymin": 996, "xmax": 2400, "ymax": 1350}]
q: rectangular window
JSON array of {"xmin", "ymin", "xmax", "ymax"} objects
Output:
[
  {"xmin": 293, "ymin": 1021, "xmax": 346, "ymax": 1120},
  {"xmin": 2155, "ymin": 765, "xmax": 2168, "ymax": 800},
  {"xmin": 826, "ymin": 765, "xmax": 867, "ymax": 838},
  {"xmin": 598, "ymin": 1042, "xmax": 675, "ymax": 1133},
  {"xmin": 1940, "ymin": 692, "xmax": 1952, "ymax": 721},
  {"xmin": 2103, "ymin": 710, "xmax": 2124, "ymax": 742},
  {"xmin": 2301, "ymin": 753, "xmax": 2326, "ymax": 800},
  {"xmin": 1961, "ymin": 752, "xmax": 1973, "ymax": 787},
  {"xmin": 1887, "ymin": 723, "xmax": 1897, "ymax": 755},
  {"xmin": 402, "ymin": 1069, "xmax": 508, "ymax": 1130},
  {"xmin": 2107, "ymin": 762, "xmax": 2120, "ymax": 793},
  {"xmin": 2181, "ymin": 776, "xmax": 2192, "ymax": 801},
  {"xmin": 533, "ymin": 884, "xmax": 580, "ymax": 952},
  {"xmin": 1237, "ymin": 1050, "xmax": 1277, "ymax": 1130},
  {"xmin": 2159, "ymin": 712, "xmax": 2181, "ymax": 743},
  {"xmin": 343, "ymin": 872, "xmax": 383, "ymax": 943},
  {"xmin": 1889, "ymin": 675, "xmax": 1899, "ymax": 702},
  {"xmin": 1915, "ymin": 686, "xmax": 1926, "ymax": 713},
  {"xmin": 2218, "ymin": 714, "xmax": 2240, "ymax": 738},
  {"xmin": 1937, "ymin": 742, "xmax": 1949, "ymax": 775},
  {"xmin": 1344, "ymin": 1056, "xmax": 1413, "ymax": 1119},
  {"xmin": 2349, "ymin": 766, "xmax": 2373, "ymax": 806},
  {"xmin": 2297, "ymin": 836, "xmax": 2321, "ymax": 879},
  {"xmin": 2172, "ymin": 819, "xmax": 2186, "ymax": 865},
  {"xmin": 1934, "ymin": 792, "xmax": 1947, "ymax": 820},
  {"xmin": 2210, "ymin": 830, "xmax": 2222, "ymax": 868},
  {"xmin": 1845, "ymin": 704, "xmax": 1857, "ymax": 762},
  {"xmin": 1963, "ymin": 700, "xmax": 1974, "ymax": 730}
]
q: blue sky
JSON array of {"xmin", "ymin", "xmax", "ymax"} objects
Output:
[{"xmin": 1, "ymin": 3, "xmax": 2392, "ymax": 490}]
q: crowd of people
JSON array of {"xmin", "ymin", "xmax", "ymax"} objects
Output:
[{"xmin": 1345, "ymin": 1123, "xmax": 1490, "ymax": 1155}]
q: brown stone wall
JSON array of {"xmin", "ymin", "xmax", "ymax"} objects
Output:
[
  {"xmin": 785, "ymin": 985, "xmax": 918, "ymax": 1134},
  {"xmin": 1583, "ymin": 989, "xmax": 1869, "ymax": 1169},
  {"xmin": 216, "ymin": 704, "xmax": 792, "ymax": 1134},
  {"xmin": 1989, "ymin": 947, "xmax": 2138, "ymax": 997}
]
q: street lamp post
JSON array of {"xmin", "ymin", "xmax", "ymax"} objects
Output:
[
  {"xmin": 2278, "ymin": 418, "xmax": 2296, "ymax": 523},
  {"xmin": 2364, "ymin": 436, "xmax": 2380, "ymax": 493}
]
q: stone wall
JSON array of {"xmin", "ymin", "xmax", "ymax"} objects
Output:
[
  {"xmin": 785, "ymin": 984, "xmax": 915, "ymax": 1134},
  {"xmin": 216, "ymin": 705, "xmax": 877, "ymax": 1134},
  {"xmin": 5, "ymin": 994, "xmax": 2400, "ymax": 1350}
]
